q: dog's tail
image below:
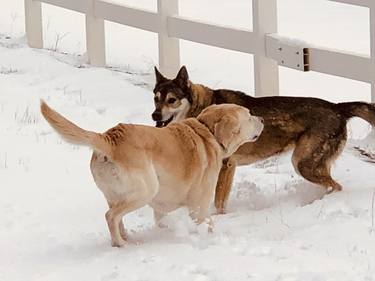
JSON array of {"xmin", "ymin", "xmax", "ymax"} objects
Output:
[
  {"xmin": 40, "ymin": 100, "xmax": 113, "ymax": 157},
  {"xmin": 337, "ymin": 101, "xmax": 375, "ymax": 126}
]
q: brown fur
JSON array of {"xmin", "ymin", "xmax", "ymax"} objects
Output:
[
  {"xmin": 40, "ymin": 100, "xmax": 263, "ymax": 246},
  {"xmin": 152, "ymin": 66, "xmax": 375, "ymax": 214}
]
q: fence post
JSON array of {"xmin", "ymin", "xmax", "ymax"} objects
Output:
[
  {"xmin": 370, "ymin": 5, "xmax": 375, "ymax": 102},
  {"xmin": 24, "ymin": 0, "xmax": 43, "ymax": 49},
  {"xmin": 252, "ymin": 0, "xmax": 279, "ymax": 97},
  {"xmin": 85, "ymin": 0, "xmax": 106, "ymax": 66},
  {"xmin": 157, "ymin": 0, "xmax": 180, "ymax": 78}
]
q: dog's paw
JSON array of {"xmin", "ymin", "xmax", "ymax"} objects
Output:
[
  {"xmin": 326, "ymin": 184, "xmax": 342, "ymax": 194},
  {"xmin": 215, "ymin": 208, "xmax": 227, "ymax": 215},
  {"xmin": 120, "ymin": 231, "xmax": 128, "ymax": 241},
  {"xmin": 157, "ymin": 221, "xmax": 168, "ymax": 229},
  {"xmin": 111, "ymin": 239, "xmax": 126, "ymax": 247}
]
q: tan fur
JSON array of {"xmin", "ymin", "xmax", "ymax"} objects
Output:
[
  {"xmin": 41, "ymin": 101, "xmax": 263, "ymax": 247},
  {"xmin": 40, "ymin": 101, "xmax": 113, "ymax": 157}
]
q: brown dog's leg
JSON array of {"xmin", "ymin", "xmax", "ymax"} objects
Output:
[
  {"xmin": 214, "ymin": 158, "xmax": 236, "ymax": 214},
  {"xmin": 292, "ymin": 130, "xmax": 346, "ymax": 193}
]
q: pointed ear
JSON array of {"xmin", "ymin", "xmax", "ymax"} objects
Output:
[
  {"xmin": 214, "ymin": 116, "xmax": 239, "ymax": 150},
  {"xmin": 154, "ymin": 66, "xmax": 167, "ymax": 84},
  {"xmin": 174, "ymin": 65, "xmax": 189, "ymax": 88}
]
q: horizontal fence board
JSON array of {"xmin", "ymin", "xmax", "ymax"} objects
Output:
[
  {"xmin": 168, "ymin": 16, "xmax": 257, "ymax": 54},
  {"xmin": 328, "ymin": 0, "xmax": 373, "ymax": 7},
  {"xmin": 309, "ymin": 47, "xmax": 371, "ymax": 82},
  {"xmin": 265, "ymin": 35, "xmax": 309, "ymax": 72},
  {"xmin": 34, "ymin": 0, "xmax": 374, "ymax": 88},
  {"xmin": 95, "ymin": 1, "xmax": 159, "ymax": 33},
  {"xmin": 39, "ymin": 0, "xmax": 87, "ymax": 13}
]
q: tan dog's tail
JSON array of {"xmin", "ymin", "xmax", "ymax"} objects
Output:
[
  {"xmin": 40, "ymin": 100, "xmax": 112, "ymax": 157},
  {"xmin": 337, "ymin": 102, "xmax": 375, "ymax": 126}
]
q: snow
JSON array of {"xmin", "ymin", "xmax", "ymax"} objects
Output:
[{"xmin": 1, "ymin": 0, "xmax": 375, "ymax": 280}]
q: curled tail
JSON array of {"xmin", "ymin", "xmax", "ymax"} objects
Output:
[
  {"xmin": 337, "ymin": 102, "xmax": 375, "ymax": 126},
  {"xmin": 40, "ymin": 100, "xmax": 113, "ymax": 157}
]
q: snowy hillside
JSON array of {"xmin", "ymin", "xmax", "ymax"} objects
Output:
[{"xmin": 1, "ymin": 1, "xmax": 375, "ymax": 281}]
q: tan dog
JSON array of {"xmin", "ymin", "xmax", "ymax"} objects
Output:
[{"xmin": 40, "ymin": 101, "xmax": 264, "ymax": 247}]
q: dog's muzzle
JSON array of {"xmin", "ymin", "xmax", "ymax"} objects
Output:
[
  {"xmin": 152, "ymin": 111, "xmax": 174, "ymax": 128},
  {"xmin": 152, "ymin": 110, "xmax": 163, "ymax": 121}
]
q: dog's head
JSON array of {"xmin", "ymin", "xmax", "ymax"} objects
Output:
[
  {"xmin": 152, "ymin": 66, "xmax": 192, "ymax": 127},
  {"xmin": 197, "ymin": 104, "xmax": 264, "ymax": 157}
]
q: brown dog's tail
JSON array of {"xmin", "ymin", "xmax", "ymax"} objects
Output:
[
  {"xmin": 337, "ymin": 102, "xmax": 375, "ymax": 126},
  {"xmin": 40, "ymin": 100, "xmax": 113, "ymax": 157}
]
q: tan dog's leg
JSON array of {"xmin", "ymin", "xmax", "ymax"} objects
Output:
[
  {"xmin": 106, "ymin": 169, "xmax": 159, "ymax": 247},
  {"xmin": 105, "ymin": 206, "xmax": 127, "ymax": 247},
  {"xmin": 189, "ymin": 206, "xmax": 213, "ymax": 233},
  {"xmin": 119, "ymin": 221, "xmax": 127, "ymax": 240},
  {"xmin": 106, "ymin": 196, "xmax": 155, "ymax": 247},
  {"xmin": 214, "ymin": 158, "xmax": 236, "ymax": 214},
  {"xmin": 108, "ymin": 202, "xmax": 127, "ymax": 241},
  {"xmin": 188, "ymin": 175, "xmax": 219, "ymax": 232},
  {"xmin": 153, "ymin": 209, "xmax": 167, "ymax": 228},
  {"xmin": 292, "ymin": 131, "xmax": 345, "ymax": 193}
]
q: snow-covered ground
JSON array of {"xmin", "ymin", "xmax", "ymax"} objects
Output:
[{"xmin": 1, "ymin": 1, "xmax": 375, "ymax": 280}]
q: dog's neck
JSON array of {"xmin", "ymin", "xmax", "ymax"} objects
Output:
[
  {"xmin": 196, "ymin": 117, "xmax": 227, "ymax": 153},
  {"xmin": 184, "ymin": 117, "xmax": 227, "ymax": 154},
  {"xmin": 186, "ymin": 82, "xmax": 252, "ymax": 118},
  {"xmin": 172, "ymin": 98, "xmax": 191, "ymax": 123},
  {"xmin": 187, "ymin": 83, "xmax": 215, "ymax": 118}
]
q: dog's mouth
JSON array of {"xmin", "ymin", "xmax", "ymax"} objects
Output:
[
  {"xmin": 155, "ymin": 115, "xmax": 174, "ymax": 128},
  {"xmin": 251, "ymin": 135, "xmax": 259, "ymax": 141}
]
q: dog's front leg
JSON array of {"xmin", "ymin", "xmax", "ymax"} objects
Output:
[
  {"xmin": 214, "ymin": 157, "xmax": 236, "ymax": 214},
  {"xmin": 189, "ymin": 208, "xmax": 213, "ymax": 233}
]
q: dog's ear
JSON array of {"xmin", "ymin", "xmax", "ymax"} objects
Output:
[
  {"xmin": 214, "ymin": 116, "xmax": 240, "ymax": 150},
  {"xmin": 174, "ymin": 65, "xmax": 189, "ymax": 89},
  {"xmin": 154, "ymin": 66, "xmax": 168, "ymax": 84}
]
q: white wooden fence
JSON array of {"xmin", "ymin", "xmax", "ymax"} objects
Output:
[{"xmin": 25, "ymin": 0, "xmax": 375, "ymax": 101}]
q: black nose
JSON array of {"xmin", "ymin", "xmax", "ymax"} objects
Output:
[
  {"xmin": 259, "ymin": 117, "xmax": 264, "ymax": 124},
  {"xmin": 152, "ymin": 111, "xmax": 162, "ymax": 121}
]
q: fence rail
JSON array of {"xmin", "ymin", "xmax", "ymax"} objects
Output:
[{"xmin": 24, "ymin": 0, "xmax": 375, "ymax": 101}]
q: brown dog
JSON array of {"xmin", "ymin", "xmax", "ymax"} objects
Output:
[
  {"xmin": 152, "ymin": 66, "xmax": 375, "ymax": 214},
  {"xmin": 40, "ymin": 101, "xmax": 263, "ymax": 246}
]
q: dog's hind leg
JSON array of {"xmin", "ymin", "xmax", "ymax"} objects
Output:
[
  {"xmin": 214, "ymin": 157, "xmax": 236, "ymax": 214},
  {"xmin": 108, "ymin": 202, "xmax": 127, "ymax": 240},
  {"xmin": 106, "ymin": 194, "xmax": 156, "ymax": 247},
  {"xmin": 105, "ymin": 206, "xmax": 127, "ymax": 247},
  {"xmin": 119, "ymin": 220, "xmax": 127, "ymax": 240},
  {"xmin": 292, "ymin": 128, "xmax": 346, "ymax": 194},
  {"xmin": 106, "ymin": 168, "xmax": 159, "ymax": 247}
]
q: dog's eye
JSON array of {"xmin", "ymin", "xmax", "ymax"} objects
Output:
[
  {"xmin": 167, "ymin": 98, "xmax": 176, "ymax": 104},
  {"xmin": 154, "ymin": 96, "xmax": 159, "ymax": 103}
]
